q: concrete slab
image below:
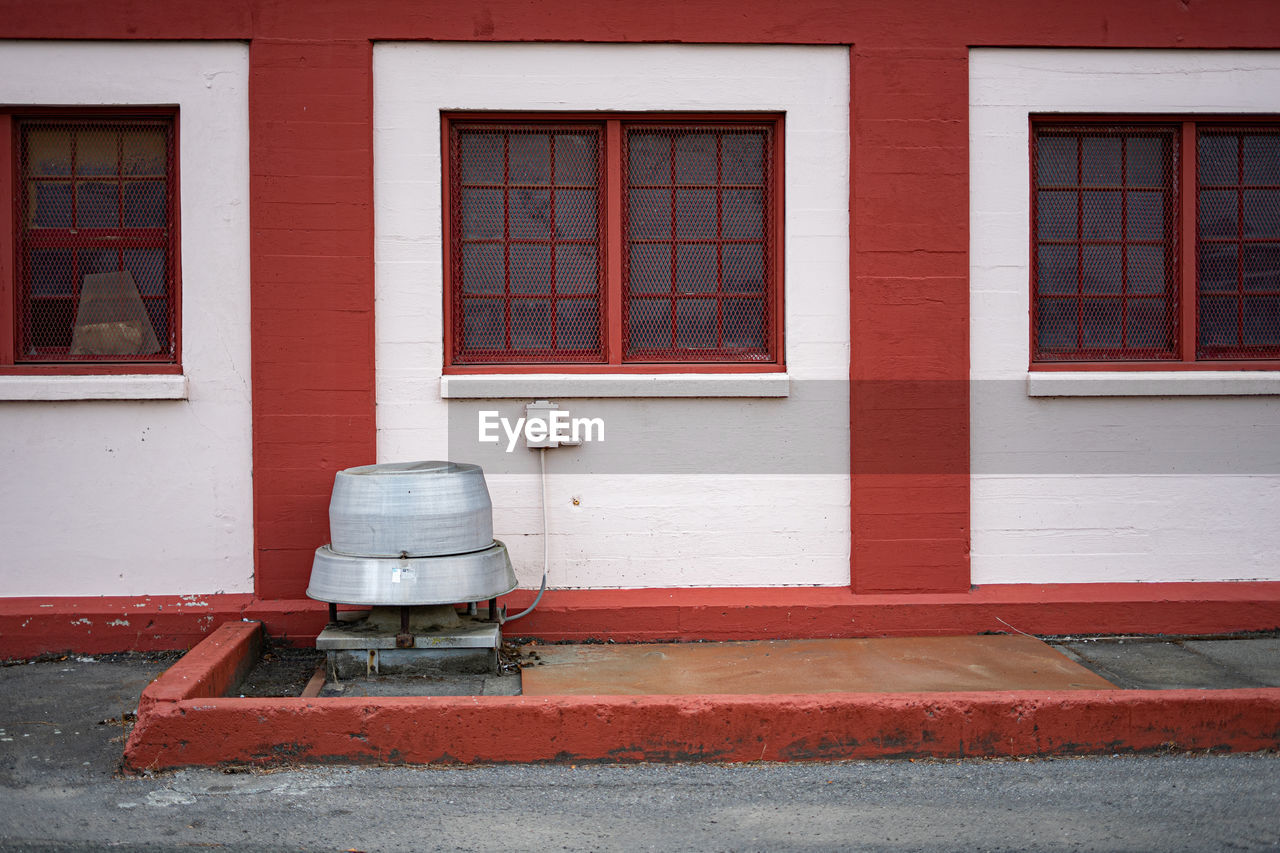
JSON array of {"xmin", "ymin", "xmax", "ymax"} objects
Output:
[
  {"xmin": 1056, "ymin": 640, "xmax": 1272, "ymax": 690},
  {"xmin": 319, "ymin": 672, "xmax": 521, "ymax": 697},
  {"xmin": 1184, "ymin": 639, "xmax": 1280, "ymax": 687},
  {"xmin": 520, "ymin": 635, "xmax": 1117, "ymax": 696}
]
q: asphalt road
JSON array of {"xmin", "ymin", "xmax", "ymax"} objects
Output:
[{"xmin": 1, "ymin": 656, "xmax": 1278, "ymax": 852}]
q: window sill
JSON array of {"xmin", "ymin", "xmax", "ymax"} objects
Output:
[
  {"xmin": 0, "ymin": 374, "xmax": 189, "ymax": 401},
  {"xmin": 1027, "ymin": 371, "xmax": 1280, "ymax": 397},
  {"xmin": 440, "ymin": 373, "xmax": 790, "ymax": 399}
]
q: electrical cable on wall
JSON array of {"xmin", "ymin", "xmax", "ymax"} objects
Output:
[{"xmin": 500, "ymin": 446, "xmax": 548, "ymax": 623}]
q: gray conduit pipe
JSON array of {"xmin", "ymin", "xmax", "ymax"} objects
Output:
[{"xmin": 501, "ymin": 446, "xmax": 548, "ymax": 623}]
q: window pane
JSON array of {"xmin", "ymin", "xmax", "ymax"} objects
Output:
[
  {"xmin": 1080, "ymin": 136, "xmax": 1122, "ymax": 186},
  {"xmin": 509, "ymin": 189, "xmax": 551, "ymax": 239},
  {"xmin": 1126, "ymin": 245, "xmax": 1168, "ymax": 296},
  {"xmin": 462, "ymin": 244, "xmax": 505, "ymax": 294},
  {"xmin": 555, "ymin": 245, "xmax": 597, "ymax": 294},
  {"xmin": 1081, "ymin": 191, "xmax": 1121, "ymax": 240},
  {"xmin": 122, "ymin": 249, "xmax": 166, "ymax": 297},
  {"xmin": 1081, "ymin": 245, "xmax": 1122, "ymax": 294},
  {"xmin": 1036, "ymin": 298, "xmax": 1078, "ymax": 350},
  {"xmin": 629, "ymin": 244, "xmax": 672, "ymax": 294},
  {"xmin": 623, "ymin": 123, "xmax": 775, "ymax": 362},
  {"xmin": 508, "ymin": 134, "xmax": 550, "ymax": 184},
  {"xmin": 459, "ymin": 134, "xmax": 504, "ymax": 184},
  {"xmin": 462, "ymin": 299, "xmax": 505, "ymax": 349},
  {"xmin": 510, "ymin": 299, "xmax": 552, "ymax": 349},
  {"xmin": 673, "ymin": 133, "xmax": 719, "ymax": 184},
  {"xmin": 122, "ymin": 181, "xmax": 166, "ymax": 228},
  {"xmin": 676, "ymin": 299, "xmax": 717, "ymax": 348},
  {"xmin": 555, "ymin": 189, "xmax": 596, "ymax": 240},
  {"xmin": 451, "ymin": 123, "xmax": 604, "ymax": 363},
  {"xmin": 628, "ymin": 133, "xmax": 671, "ymax": 186},
  {"xmin": 25, "ymin": 128, "xmax": 72, "ymax": 176},
  {"xmin": 79, "ymin": 248, "xmax": 119, "ymax": 277},
  {"xmin": 1199, "ymin": 135, "xmax": 1238, "ymax": 186},
  {"xmin": 1243, "ymin": 243, "xmax": 1280, "ymax": 290},
  {"xmin": 722, "ymin": 244, "xmax": 764, "ymax": 293},
  {"xmin": 509, "ymin": 245, "xmax": 552, "ymax": 294},
  {"xmin": 1037, "ymin": 244, "xmax": 1078, "ymax": 295},
  {"xmin": 28, "ymin": 182, "xmax": 73, "ymax": 228},
  {"xmin": 1126, "ymin": 191, "xmax": 1165, "ymax": 241},
  {"xmin": 145, "ymin": 300, "xmax": 169, "ymax": 347},
  {"xmin": 122, "ymin": 128, "xmax": 167, "ymax": 176},
  {"xmin": 460, "ymin": 188, "xmax": 503, "ymax": 239},
  {"xmin": 675, "ymin": 188, "xmax": 717, "ymax": 238},
  {"xmin": 27, "ymin": 248, "xmax": 74, "ymax": 296},
  {"xmin": 1126, "ymin": 298, "xmax": 1171, "ymax": 349},
  {"xmin": 1242, "ymin": 296, "xmax": 1280, "ymax": 346},
  {"xmin": 26, "ymin": 296, "xmax": 75, "ymax": 350},
  {"xmin": 76, "ymin": 182, "xmax": 119, "ymax": 227},
  {"xmin": 555, "ymin": 299, "xmax": 599, "ymax": 350},
  {"xmin": 722, "ymin": 188, "xmax": 763, "ymax": 239},
  {"xmin": 1198, "ymin": 243, "xmax": 1239, "ymax": 294},
  {"xmin": 676, "ymin": 244, "xmax": 717, "ymax": 293},
  {"xmin": 629, "ymin": 189, "xmax": 671, "ymax": 239},
  {"xmin": 1243, "ymin": 134, "xmax": 1280, "ymax": 185},
  {"xmin": 1080, "ymin": 300, "xmax": 1123, "ymax": 348},
  {"xmin": 1036, "ymin": 191, "xmax": 1077, "ymax": 240},
  {"xmin": 1125, "ymin": 136, "xmax": 1166, "ymax": 187},
  {"xmin": 1243, "ymin": 189, "xmax": 1280, "ymax": 238},
  {"xmin": 723, "ymin": 297, "xmax": 765, "ymax": 349},
  {"xmin": 1036, "ymin": 136, "xmax": 1077, "ymax": 187},
  {"xmin": 554, "ymin": 134, "xmax": 597, "ymax": 186},
  {"xmin": 1198, "ymin": 295, "xmax": 1238, "ymax": 348},
  {"xmin": 1198, "ymin": 190, "xmax": 1238, "ymax": 239},
  {"xmin": 629, "ymin": 298, "xmax": 672, "ymax": 350},
  {"xmin": 75, "ymin": 129, "xmax": 117, "ymax": 176},
  {"xmin": 722, "ymin": 133, "xmax": 764, "ymax": 184}
]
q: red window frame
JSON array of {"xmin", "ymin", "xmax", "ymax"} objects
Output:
[
  {"xmin": 442, "ymin": 113, "xmax": 784, "ymax": 374},
  {"xmin": 1030, "ymin": 115, "xmax": 1280, "ymax": 372},
  {"xmin": 0, "ymin": 108, "xmax": 181, "ymax": 375}
]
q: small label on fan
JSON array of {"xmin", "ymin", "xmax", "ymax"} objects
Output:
[{"xmin": 391, "ymin": 567, "xmax": 401, "ymax": 583}]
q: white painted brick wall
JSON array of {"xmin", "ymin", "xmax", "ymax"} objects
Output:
[
  {"xmin": 970, "ymin": 49, "xmax": 1280, "ymax": 584},
  {"xmin": 374, "ymin": 44, "xmax": 851, "ymax": 589},
  {"xmin": 0, "ymin": 42, "xmax": 253, "ymax": 596}
]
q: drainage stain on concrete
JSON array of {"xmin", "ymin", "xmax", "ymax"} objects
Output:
[{"xmin": 521, "ymin": 635, "xmax": 1117, "ymax": 696}]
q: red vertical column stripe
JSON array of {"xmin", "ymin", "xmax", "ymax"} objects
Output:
[{"xmin": 250, "ymin": 40, "xmax": 376, "ymax": 599}]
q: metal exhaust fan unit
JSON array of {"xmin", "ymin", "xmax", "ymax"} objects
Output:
[{"xmin": 307, "ymin": 461, "xmax": 517, "ymax": 677}]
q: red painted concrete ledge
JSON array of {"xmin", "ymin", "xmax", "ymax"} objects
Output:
[
  {"xmin": 6, "ymin": 581, "xmax": 1280, "ymax": 658},
  {"xmin": 123, "ymin": 621, "xmax": 1280, "ymax": 771}
]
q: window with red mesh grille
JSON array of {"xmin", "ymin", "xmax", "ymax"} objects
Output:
[
  {"xmin": 3, "ymin": 113, "xmax": 178, "ymax": 368},
  {"xmin": 1032, "ymin": 118, "xmax": 1280, "ymax": 367},
  {"xmin": 1197, "ymin": 127, "xmax": 1280, "ymax": 360},
  {"xmin": 445, "ymin": 115, "xmax": 780, "ymax": 369}
]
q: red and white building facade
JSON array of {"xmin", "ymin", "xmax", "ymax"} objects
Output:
[{"xmin": 1, "ymin": 1, "xmax": 1279, "ymax": 655}]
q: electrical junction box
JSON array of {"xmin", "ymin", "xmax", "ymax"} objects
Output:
[
  {"xmin": 524, "ymin": 399, "xmax": 559, "ymax": 448},
  {"xmin": 524, "ymin": 399, "xmax": 582, "ymax": 449}
]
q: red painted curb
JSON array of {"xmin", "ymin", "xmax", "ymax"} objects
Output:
[
  {"xmin": 122, "ymin": 618, "xmax": 1280, "ymax": 770},
  {"xmin": 137, "ymin": 621, "xmax": 264, "ymax": 715},
  {"xmin": 124, "ymin": 689, "xmax": 1280, "ymax": 770},
  {"xmin": 7, "ymin": 582, "xmax": 1280, "ymax": 657}
]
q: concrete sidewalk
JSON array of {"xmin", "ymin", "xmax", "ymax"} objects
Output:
[{"xmin": 517, "ymin": 634, "xmax": 1280, "ymax": 695}]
